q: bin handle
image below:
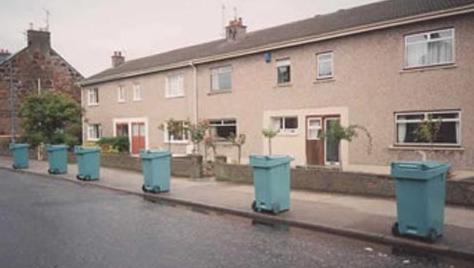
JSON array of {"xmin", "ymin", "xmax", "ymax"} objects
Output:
[{"xmin": 395, "ymin": 163, "xmax": 422, "ymax": 170}]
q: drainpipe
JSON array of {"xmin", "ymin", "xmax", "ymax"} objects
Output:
[{"xmin": 189, "ymin": 61, "xmax": 198, "ymax": 124}]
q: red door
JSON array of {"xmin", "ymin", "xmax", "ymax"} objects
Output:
[{"xmin": 131, "ymin": 123, "xmax": 146, "ymax": 154}]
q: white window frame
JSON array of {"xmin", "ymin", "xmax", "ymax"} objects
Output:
[
  {"xmin": 209, "ymin": 119, "xmax": 237, "ymax": 141},
  {"xmin": 404, "ymin": 28, "xmax": 455, "ymax": 69},
  {"xmin": 316, "ymin": 52, "xmax": 334, "ymax": 79},
  {"xmin": 165, "ymin": 73, "xmax": 185, "ymax": 98},
  {"xmin": 394, "ymin": 110, "xmax": 461, "ymax": 146},
  {"xmin": 307, "ymin": 118, "xmax": 322, "ymax": 140},
  {"xmin": 163, "ymin": 121, "xmax": 189, "ymax": 144},
  {"xmin": 87, "ymin": 124, "xmax": 101, "ymax": 141},
  {"xmin": 210, "ymin": 66, "xmax": 232, "ymax": 92},
  {"xmin": 133, "ymin": 84, "xmax": 142, "ymax": 101},
  {"xmin": 272, "ymin": 116, "xmax": 298, "ymax": 135},
  {"xmin": 88, "ymin": 88, "xmax": 99, "ymax": 106},
  {"xmin": 117, "ymin": 85, "xmax": 125, "ymax": 103},
  {"xmin": 276, "ymin": 58, "xmax": 291, "ymax": 84}
]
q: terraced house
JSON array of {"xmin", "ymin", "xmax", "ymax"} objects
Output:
[{"xmin": 81, "ymin": 0, "xmax": 474, "ymax": 171}]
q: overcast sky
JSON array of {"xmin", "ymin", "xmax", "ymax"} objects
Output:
[{"xmin": 1, "ymin": 0, "xmax": 380, "ymax": 77}]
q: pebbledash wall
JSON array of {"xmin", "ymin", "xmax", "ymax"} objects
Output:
[{"xmin": 83, "ymin": 14, "xmax": 474, "ymax": 170}]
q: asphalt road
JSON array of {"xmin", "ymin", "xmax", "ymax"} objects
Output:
[{"xmin": 0, "ymin": 169, "xmax": 471, "ymax": 268}]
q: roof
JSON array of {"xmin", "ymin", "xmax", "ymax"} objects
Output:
[{"xmin": 84, "ymin": 0, "xmax": 474, "ymax": 85}]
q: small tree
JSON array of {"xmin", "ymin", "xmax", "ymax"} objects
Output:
[
  {"xmin": 319, "ymin": 121, "xmax": 372, "ymax": 169},
  {"xmin": 262, "ymin": 128, "xmax": 279, "ymax": 155},
  {"xmin": 227, "ymin": 133, "xmax": 246, "ymax": 164},
  {"xmin": 204, "ymin": 135, "xmax": 218, "ymax": 160},
  {"xmin": 187, "ymin": 120, "xmax": 210, "ymax": 154},
  {"xmin": 415, "ymin": 116, "xmax": 442, "ymax": 161},
  {"xmin": 19, "ymin": 92, "xmax": 82, "ymax": 150},
  {"xmin": 159, "ymin": 118, "xmax": 185, "ymax": 151}
]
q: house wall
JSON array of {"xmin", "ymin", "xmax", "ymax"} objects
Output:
[{"xmin": 83, "ymin": 14, "xmax": 474, "ymax": 170}]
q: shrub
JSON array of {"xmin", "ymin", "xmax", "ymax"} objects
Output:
[{"xmin": 96, "ymin": 136, "xmax": 129, "ymax": 153}]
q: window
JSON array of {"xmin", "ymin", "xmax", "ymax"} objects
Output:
[
  {"xmin": 88, "ymin": 124, "xmax": 101, "ymax": 141},
  {"xmin": 405, "ymin": 28, "xmax": 454, "ymax": 68},
  {"xmin": 307, "ymin": 118, "xmax": 322, "ymax": 140},
  {"xmin": 133, "ymin": 84, "xmax": 141, "ymax": 101},
  {"xmin": 276, "ymin": 59, "xmax": 291, "ymax": 84},
  {"xmin": 164, "ymin": 121, "xmax": 189, "ymax": 143},
  {"xmin": 88, "ymin": 88, "xmax": 99, "ymax": 105},
  {"xmin": 317, "ymin": 52, "xmax": 334, "ymax": 79},
  {"xmin": 272, "ymin": 116, "xmax": 298, "ymax": 134},
  {"xmin": 166, "ymin": 74, "xmax": 184, "ymax": 98},
  {"xmin": 115, "ymin": 123, "xmax": 129, "ymax": 137},
  {"xmin": 117, "ymin": 85, "xmax": 125, "ymax": 102},
  {"xmin": 209, "ymin": 119, "xmax": 237, "ymax": 140},
  {"xmin": 211, "ymin": 66, "xmax": 232, "ymax": 91},
  {"xmin": 395, "ymin": 111, "xmax": 460, "ymax": 145}
]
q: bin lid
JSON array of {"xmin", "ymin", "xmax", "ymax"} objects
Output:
[
  {"xmin": 9, "ymin": 143, "xmax": 29, "ymax": 149},
  {"xmin": 139, "ymin": 149, "xmax": 171, "ymax": 159},
  {"xmin": 74, "ymin": 146, "xmax": 100, "ymax": 154},
  {"xmin": 390, "ymin": 161, "xmax": 450, "ymax": 180},
  {"xmin": 47, "ymin": 144, "xmax": 69, "ymax": 151},
  {"xmin": 249, "ymin": 155, "xmax": 293, "ymax": 168}
]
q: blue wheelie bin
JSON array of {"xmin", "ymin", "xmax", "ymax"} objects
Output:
[
  {"xmin": 391, "ymin": 161, "xmax": 450, "ymax": 242},
  {"xmin": 74, "ymin": 146, "xmax": 100, "ymax": 181},
  {"xmin": 47, "ymin": 144, "xmax": 69, "ymax": 174},
  {"xmin": 249, "ymin": 155, "xmax": 293, "ymax": 214},
  {"xmin": 140, "ymin": 150, "xmax": 171, "ymax": 193},
  {"xmin": 9, "ymin": 143, "xmax": 29, "ymax": 169}
]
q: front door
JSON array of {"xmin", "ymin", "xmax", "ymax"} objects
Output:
[
  {"xmin": 131, "ymin": 122, "xmax": 146, "ymax": 154},
  {"xmin": 324, "ymin": 117, "xmax": 340, "ymax": 165},
  {"xmin": 306, "ymin": 117, "xmax": 324, "ymax": 165}
]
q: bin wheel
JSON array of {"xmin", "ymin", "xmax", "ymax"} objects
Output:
[
  {"xmin": 84, "ymin": 175, "xmax": 91, "ymax": 181},
  {"xmin": 12, "ymin": 164, "xmax": 18, "ymax": 169},
  {"xmin": 251, "ymin": 201, "xmax": 258, "ymax": 212},
  {"xmin": 272, "ymin": 203, "xmax": 280, "ymax": 215},
  {"xmin": 76, "ymin": 175, "xmax": 83, "ymax": 181},
  {"xmin": 48, "ymin": 169, "xmax": 53, "ymax": 174},
  {"xmin": 427, "ymin": 228, "xmax": 438, "ymax": 243},
  {"xmin": 392, "ymin": 222, "xmax": 400, "ymax": 237},
  {"xmin": 152, "ymin": 186, "xmax": 161, "ymax": 193},
  {"xmin": 142, "ymin": 185, "xmax": 148, "ymax": 193}
]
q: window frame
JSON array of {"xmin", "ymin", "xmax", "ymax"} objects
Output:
[
  {"xmin": 165, "ymin": 73, "xmax": 185, "ymax": 98},
  {"xmin": 404, "ymin": 28, "xmax": 455, "ymax": 69},
  {"xmin": 272, "ymin": 116, "xmax": 299, "ymax": 135},
  {"xmin": 117, "ymin": 85, "xmax": 125, "ymax": 103},
  {"xmin": 210, "ymin": 66, "xmax": 232, "ymax": 92},
  {"xmin": 132, "ymin": 84, "xmax": 142, "ymax": 101},
  {"xmin": 276, "ymin": 58, "xmax": 291, "ymax": 84},
  {"xmin": 209, "ymin": 119, "xmax": 237, "ymax": 141},
  {"xmin": 88, "ymin": 87, "xmax": 99, "ymax": 106},
  {"xmin": 307, "ymin": 118, "xmax": 322, "ymax": 140},
  {"xmin": 316, "ymin": 52, "xmax": 334, "ymax": 79},
  {"xmin": 394, "ymin": 110, "xmax": 461, "ymax": 147},
  {"xmin": 163, "ymin": 120, "xmax": 189, "ymax": 144},
  {"xmin": 87, "ymin": 123, "xmax": 102, "ymax": 141}
]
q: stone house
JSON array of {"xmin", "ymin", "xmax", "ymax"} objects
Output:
[
  {"xmin": 0, "ymin": 29, "xmax": 84, "ymax": 137},
  {"xmin": 80, "ymin": 0, "xmax": 474, "ymax": 171}
]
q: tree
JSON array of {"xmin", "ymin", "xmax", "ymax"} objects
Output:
[
  {"xmin": 262, "ymin": 128, "xmax": 279, "ymax": 155},
  {"xmin": 186, "ymin": 120, "xmax": 210, "ymax": 154},
  {"xmin": 204, "ymin": 135, "xmax": 218, "ymax": 160},
  {"xmin": 227, "ymin": 133, "xmax": 246, "ymax": 164},
  {"xmin": 19, "ymin": 92, "xmax": 82, "ymax": 148},
  {"xmin": 159, "ymin": 118, "xmax": 186, "ymax": 151},
  {"xmin": 318, "ymin": 121, "xmax": 372, "ymax": 169},
  {"xmin": 415, "ymin": 116, "xmax": 442, "ymax": 161}
]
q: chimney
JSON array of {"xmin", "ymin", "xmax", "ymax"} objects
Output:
[
  {"xmin": 0, "ymin": 49, "xmax": 11, "ymax": 64},
  {"xmin": 225, "ymin": 17, "xmax": 247, "ymax": 41},
  {"xmin": 111, "ymin": 51, "xmax": 125, "ymax": 68},
  {"xmin": 27, "ymin": 29, "xmax": 51, "ymax": 52}
]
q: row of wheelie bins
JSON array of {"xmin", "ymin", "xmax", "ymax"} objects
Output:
[{"xmin": 9, "ymin": 142, "xmax": 450, "ymax": 242}]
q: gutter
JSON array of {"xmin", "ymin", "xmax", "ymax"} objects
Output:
[
  {"xmin": 189, "ymin": 61, "xmax": 198, "ymax": 124},
  {"xmin": 81, "ymin": 4, "xmax": 474, "ymax": 86}
]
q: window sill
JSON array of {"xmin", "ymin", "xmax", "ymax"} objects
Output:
[
  {"xmin": 88, "ymin": 103, "xmax": 99, "ymax": 107},
  {"xmin": 313, "ymin": 77, "xmax": 335, "ymax": 84},
  {"xmin": 118, "ymin": 100, "xmax": 126, "ymax": 104},
  {"xmin": 165, "ymin": 141, "xmax": 189, "ymax": 145},
  {"xmin": 165, "ymin": 95, "xmax": 185, "ymax": 99},
  {"xmin": 277, "ymin": 131, "xmax": 299, "ymax": 137},
  {"xmin": 208, "ymin": 90, "xmax": 232, "ymax": 96},
  {"xmin": 132, "ymin": 99, "xmax": 142, "ymax": 102},
  {"xmin": 400, "ymin": 63, "xmax": 457, "ymax": 74},
  {"xmin": 274, "ymin": 83, "xmax": 292, "ymax": 88},
  {"xmin": 388, "ymin": 145, "xmax": 464, "ymax": 152}
]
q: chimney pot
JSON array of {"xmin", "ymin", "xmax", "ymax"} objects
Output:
[
  {"xmin": 111, "ymin": 51, "xmax": 125, "ymax": 68},
  {"xmin": 225, "ymin": 17, "xmax": 247, "ymax": 41}
]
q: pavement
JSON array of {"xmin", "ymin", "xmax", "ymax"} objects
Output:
[{"xmin": 1, "ymin": 156, "xmax": 474, "ymax": 262}]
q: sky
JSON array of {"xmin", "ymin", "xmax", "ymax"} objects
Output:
[{"xmin": 1, "ymin": 0, "xmax": 380, "ymax": 77}]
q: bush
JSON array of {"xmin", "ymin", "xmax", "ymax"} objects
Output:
[{"xmin": 96, "ymin": 136, "xmax": 129, "ymax": 153}]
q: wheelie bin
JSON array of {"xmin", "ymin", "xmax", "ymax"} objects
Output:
[
  {"xmin": 74, "ymin": 146, "xmax": 100, "ymax": 181},
  {"xmin": 9, "ymin": 143, "xmax": 29, "ymax": 169},
  {"xmin": 391, "ymin": 161, "xmax": 450, "ymax": 242},
  {"xmin": 47, "ymin": 144, "xmax": 69, "ymax": 174},
  {"xmin": 249, "ymin": 155, "xmax": 293, "ymax": 214},
  {"xmin": 140, "ymin": 150, "xmax": 171, "ymax": 193}
]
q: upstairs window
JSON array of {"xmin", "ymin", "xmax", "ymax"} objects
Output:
[
  {"xmin": 88, "ymin": 124, "xmax": 102, "ymax": 141},
  {"xmin": 133, "ymin": 84, "xmax": 142, "ymax": 101},
  {"xmin": 276, "ymin": 59, "xmax": 291, "ymax": 84},
  {"xmin": 209, "ymin": 119, "xmax": 236, "ymax": 140},
  {"xmin": 211, "ymin": 66, "xmax": 232, "ymax": 91},
  {"xmin": 317, "ymin": 52, "xmax": 334, "ymax": 79},
  {"xmin": 88, "ymin": 88, "xmax": 99, "ymax": 105},
  {"xmin": 405, "ymin": 28, "xmax": 454, "ymax": 68},
  {"xmin": 272, "ymin": 116, "xmax": 298, "ymax": 134},
  {"xmin": 117, "ymin": 85, "xmax": 125, "ymax": 102},
  {"xmin": 166, "ymin": 74, "xmax": 184, "ymax": 98},
  {"xmin": 395, "ymin": 110, "xmax": 460, "ymax": 146}
]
